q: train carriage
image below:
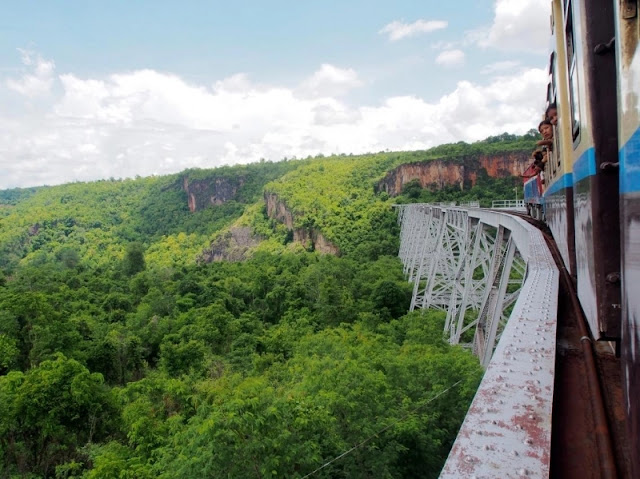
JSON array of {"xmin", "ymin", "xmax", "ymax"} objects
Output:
[
  {"xmin": 563, "ymin": 0, "xmax": 621, "ymax": 342},
  {"xmin": 541, "ymin": 1, "xmax": 577, "ymax": 279},
  {"xmin": 522, "ymin": 0, "xmax": 639, "ymax": 474},
  {"xmin": 614, "ymin": 0, "xmax": 640, "ymax": 473},
  {"xmin": 527, "ymin": 0, "xmax": 622, "ymax": 341}
]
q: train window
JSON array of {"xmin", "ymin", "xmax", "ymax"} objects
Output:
[
  {"xmin": 569, "ymin": 57, "xmax": 580, "ymax": 140},
  {"xmin": 547, "ymin": 53, "xmax": 560, "ymax": 180},
  {"xmin": 566, "ymin": 6, "xmax": 581, "ymax": 141},
  {"xmin": 548, "ymin": 53, "xmax": 557, "ymax": 106}
]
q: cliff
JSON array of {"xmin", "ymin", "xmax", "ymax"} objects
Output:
[
  {"xmin": 377, "ymin": 152, "xmax": 530, "ymax": 196},
  {"xmin": 199, "ymin": 226, "xmax": 262, "ymax": 262},
  {"xmin": 264, "ymin": 192, "xmax": 339, "ymax": 255},
  {"xmin": 182, "ymin": 176, "xmax": 245, "ymax": 212}
]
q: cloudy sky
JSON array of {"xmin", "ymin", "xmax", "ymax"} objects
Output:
[{"xmin": 1, "ymin": 0, "xmax": 550, "ymax": 189}]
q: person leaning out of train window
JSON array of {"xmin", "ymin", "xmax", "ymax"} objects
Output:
[
  {"xmin": 531, "ymin": 149, "xmax": 545, "ymax": 172},
  {"xmin": 546, "ymin": 103, "xmax": 558, "ymax": 126},
  {"xmin": 536, "ymin": 119, "xmax": 554, "ymax": 150}
]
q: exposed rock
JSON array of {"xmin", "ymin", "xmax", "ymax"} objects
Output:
[
  {"xmin": 264, "ymin": 192, "xmax": 339, "ymax": 255},
  {"xmin": 199, "ymin": 227, "xmax": 262, "ymax": 263},
  {"xmin": 265, "ymin": 192, "xmax": 294, "ymax": 229},
  {"xmin": 377, "ymin": 153, "xmax": 530, "ymax": 196},
  {"xmin": 293, "ymin": 227, "xmax": 340, "ymax": 255},
  {"xmin": 182, "ymin": 176, "xmax": 245, "ymax": 212}
]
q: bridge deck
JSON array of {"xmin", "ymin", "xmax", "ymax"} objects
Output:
[{"xmin": 440, "ymin": 211, "xmax": 558, "ymax": 478}]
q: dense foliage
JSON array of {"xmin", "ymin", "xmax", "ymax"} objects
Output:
[{"xmin": 0, "ymin": 135, "xmax": 535, "ymax": 477}]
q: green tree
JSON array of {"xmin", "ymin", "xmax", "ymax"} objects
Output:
[
  {"xmin": 123, "ymin": 242, "xmax": 146, "ymax": 276},
  {"xmin": 0, "ymin": 354, "xmax": 117, "ymax": 477}
]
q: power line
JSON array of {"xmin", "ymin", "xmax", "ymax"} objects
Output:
[{"xmin": 301, "ymin": 379, "xmax": 463, "ymax": 479}]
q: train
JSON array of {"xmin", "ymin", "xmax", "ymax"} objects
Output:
[{"xmin": 522, "ymin": 0, "xmax": 639, "ymax": 473}]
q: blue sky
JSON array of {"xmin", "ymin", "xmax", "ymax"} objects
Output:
[{"xmin": 1, "ymin": 0, "xmax": 550, "ymax": 188}]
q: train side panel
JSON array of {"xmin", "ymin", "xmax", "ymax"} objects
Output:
[
  {"xmin": 614, "ymin": 1, "xmax": 640, "ymax": 475},
  {"xmin": 567, "ymin": 0, "xmax": 620, "ymax": 339},
  {"xmin": 544, "ymin": 175, "xmax": 574, "ymax": 274}
]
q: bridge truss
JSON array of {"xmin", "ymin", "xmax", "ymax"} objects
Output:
[
  {"xmin": 395, "ymin": 204, "xmax": 559, "ymax": 478},
  {"xmin": 398, "ymin": 204, "xmax": 527, "ymax": 366}
]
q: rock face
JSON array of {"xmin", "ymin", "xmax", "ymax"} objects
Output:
[
  {"xmin": 199, "ymin": 227, "xmax": 262, "ymax": 262},
  {"xmin": 264, "ymin": 192, "xmax": 339, "ymax": 255},
  {"xmin": 377, "ymin": 153, "xmax": 530, "ymax": 196},
  {"xmin": 265, "ymin": 192, "xmax": 295, "ymax": 230},
  {"xmin": 182, "ymin": 176, "xmax": 244, "ymax": 212}
]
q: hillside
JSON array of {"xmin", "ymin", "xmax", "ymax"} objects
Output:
[{"xmin": 0, "ymin": 134, "xmax": 535, "ymax": 478}]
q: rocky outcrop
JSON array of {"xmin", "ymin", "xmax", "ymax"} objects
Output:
[
  {"xmin": 265, "ymin": 192, "xmax": 295, "ymax": 230},
  {"xmin": 377, "ymin": 152, "xmax": 530, "ymax": 196},
  {"xmin": 182, "ymin": 176, "xmax": 245, "ymax": 212},
  {"xmin": 199, "ymin": 227, "xmax": 262, "ymax": 263},
  {"xmin": 264, "ymin": 192, "xmax": 339, "ymax": 255},
  {"xmin": 292, "ymin": 227, "xmax": 340, "ymax": 256}
]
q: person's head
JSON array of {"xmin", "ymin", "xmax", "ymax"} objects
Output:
[
  {"xmin": 533, "ymin": 150, "xmax": 544, "ymax": 167},
  {"xmin": 538, "ymin": 119, "xmax": 553, "ymax": 139},
  {"xmin": 546, "ymin": 103, "xmax": 558, "ymax": 126}
]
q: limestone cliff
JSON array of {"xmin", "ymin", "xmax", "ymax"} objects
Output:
[
  {"xmin": 264, "ymin": 192, "xmax": 339, "ymax": 255},
  {"xmin": 182, "ymin": 176, "xmax": 245, "ymax": 212},
  {"xmin": 377, "ymin": 153, "xmax": 530, "ymax": 196},
  {"xmin": 199, "ymin": 227, "xmax": 262, "ymax": 262}
]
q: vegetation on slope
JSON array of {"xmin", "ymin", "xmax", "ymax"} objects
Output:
[
  {"xmin": 263, "ymin": 152, "xmax": 401, "ymax": 257},
  {"xmin": 0, "ymin": 160, "xmax": 301, "ymax": 274}
]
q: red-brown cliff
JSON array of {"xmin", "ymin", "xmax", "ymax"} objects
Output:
[{"xmin": 377, "ymin": 152, "xmax": 530, "ymax": 196}]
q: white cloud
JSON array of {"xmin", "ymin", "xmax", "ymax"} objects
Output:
[
  {"xmin": 5, "ymin": 49, "xmax": 55, "ymax": 97},
  {"xmin": 480, "ymin": 60, "xmax": 521, "ymax": 74},
  {"xmin": 298, "ymin": 64, "xmax": 363, "ymax": 98},
  {"xmin": 430, "ymin": 40, "xmax": 459, "ymax": 51},
  {"xmin": 435, "ymin": 50, "xmax": 466, "ymax": 68},
  {"xmin": 0, "ymin": 51, "xmax": 548, "ymax": 189},
  {"xmin": 379, "ymin": 19, "xmax": 448, "ymax": 41},
  {"xmin": 481, "ymin": 0, "xmax": 550, "ymax": 53}
]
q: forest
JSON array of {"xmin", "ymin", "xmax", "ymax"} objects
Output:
[{"xmin": 0, "ymin": 134, "xmax": 535, "ymax": 478}]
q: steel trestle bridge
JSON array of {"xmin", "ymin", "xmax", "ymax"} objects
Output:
[{"xmin": 395, "ymin": 204, "xmax": 559, "ymax": 478}]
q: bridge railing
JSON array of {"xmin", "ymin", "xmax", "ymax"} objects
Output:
[
  {"xmin": 491, "ymin": 199, "xmax": 526, "ymax": 210},
  {"xmin": 395, "ymin": 204, "xmax": 559, "ymax": 479}
]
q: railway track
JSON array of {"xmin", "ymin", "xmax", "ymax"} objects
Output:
[{"xmin": 508, "ymin": 212, "xmax": 631, "ymax": 479}]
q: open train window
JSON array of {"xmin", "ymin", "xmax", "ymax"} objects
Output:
[
  {"xmin": 548, "ymin": 52, "xmax": 557, "ymax": 106},
  {"xmin": 565, "ymin": 4, "xmax": 581, "ymax": 142},
  {"xmin": 547, "ymin": 53, "xmax": 560, "ymax": 178}
]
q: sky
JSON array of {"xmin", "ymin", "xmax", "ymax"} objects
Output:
[{"xmin": 0, "ymin": 0, "xmax": 551, "ymax": 189}]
